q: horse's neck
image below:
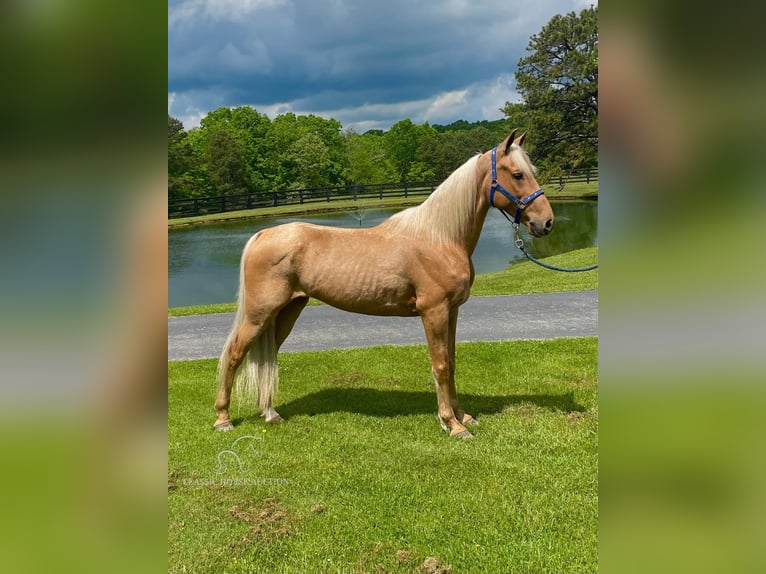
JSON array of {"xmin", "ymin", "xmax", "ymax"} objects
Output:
[{"xmin": 463, "ymin": 195, "xmax": 491, "ymax": 256}]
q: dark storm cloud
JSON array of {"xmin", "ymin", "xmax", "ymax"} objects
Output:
[{"xmin": 168, "ymin": 0, "xmax": 593, "ymax": 129}]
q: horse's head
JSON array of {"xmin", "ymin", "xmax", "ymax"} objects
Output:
[{"xmin": 483, "ymin": 130, "xmax": 554, "ymax": 237}]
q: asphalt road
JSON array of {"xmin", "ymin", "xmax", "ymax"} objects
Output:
[{"xmin": 168, "ymin": 290, "xmax": 597, "ymax": 361}]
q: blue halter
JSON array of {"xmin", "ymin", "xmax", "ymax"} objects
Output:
[{"xmin": 489, "ymin": 147, "xmax": 545, "ymax": 225}]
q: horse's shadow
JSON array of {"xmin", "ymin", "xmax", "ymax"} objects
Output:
[{"xmin": 233, "ymin": 387, "xmax": 585, "ymax": 424}]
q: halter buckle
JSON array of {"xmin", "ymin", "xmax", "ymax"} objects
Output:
[{"xmin": 511, "ymin": 222, "xmax": 524, "ymax": 248}]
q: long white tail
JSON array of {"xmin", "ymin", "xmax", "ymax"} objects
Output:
[
  {"xmin": 217, "ymin": 232, "xmax": 278, "ymax": 414},
  {"xmin": 240, "ymin": 322, "xmax": 278, "ymax": 412}
]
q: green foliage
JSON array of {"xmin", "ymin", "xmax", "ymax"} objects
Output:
[
  {"xmin": 169, "ymin": 109, "xmax": 575, "ymax": 201},
  {"xmin": 342, "ymin": 129, "xmax": 393, "ymax": 183},
  {"xmin": 169, "ymin": 118, "xmax": 202, "ymax": 198},
  {"xmin": 288, "ymin": 133, "xmax": 332, "ymax": 188},
  {"xmin": 418, "ymin": 125, "xmax": 508, "ymax": 179},
  {"xmin": 432, "ymin": 118, "xmax": 510, "ymax": 133},
  {"xmin": 504, "ymin": 6, "xmax": 598, "ymax": 173},
  {"xmin": 383, "ymin": 119, "xmax": 427, "ymax": 181},
  {"xmin": 205, "ymin": 129, "xmax": 250, "ymax": 196},
  {"xmin": 260, "ymin": 112, "xmax": 345, "ymax": 190}
]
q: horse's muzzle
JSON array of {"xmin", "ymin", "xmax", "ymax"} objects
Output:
[{"xmin": 529, "ymin": 218, "xmax": 554, "ymax": 237}]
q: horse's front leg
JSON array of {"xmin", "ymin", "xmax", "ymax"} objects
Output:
[
  {"xmin": 421, "ymin": 305, "xmax": 472, "ymax": 438},
  {"xmin": 446, "ymin": 307, "xmax": 478, "ymax": 427}
]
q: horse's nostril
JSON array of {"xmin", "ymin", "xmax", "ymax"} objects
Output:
[{"xmin": 544, "ymin": 218, "xmax": 553, "ymax": 231}]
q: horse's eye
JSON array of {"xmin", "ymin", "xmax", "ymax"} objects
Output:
[{"xmin": 512, "ymin": 172, "xmax": 523, "ymax": 180}]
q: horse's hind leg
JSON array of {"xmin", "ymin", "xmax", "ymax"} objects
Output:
[
  {"xmin": 258, "ymin": 296, "xmax": 309, "ymax": 424},
  {"xmin": 275, "ymin": 297, "xmax": 309, "ymax": 350},
  {"xmin": 214, "ymin": 319, "xmax": 265, "ymax": 430}
]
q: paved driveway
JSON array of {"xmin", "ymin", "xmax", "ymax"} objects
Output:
[{"xmin": 168, "ymin": 290, "xmax": 597, "ymax": 361}]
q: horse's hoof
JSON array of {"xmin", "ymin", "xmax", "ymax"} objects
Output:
[
  {"xmin": 214, "ymin": 421, "xmax": 234, "ymax": 431},
  {"xmin": 463, "ymin": 415, "xmax": 479, "ymax": 426},
  {"xmin": 262, "ymin": 408, "xmax": 284, "ymax": 424},
  {"xmin": 450, "ymin": 429, "xmax": 474, "ymax": 439}
]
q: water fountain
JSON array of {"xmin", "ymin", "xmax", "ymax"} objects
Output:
[{"xmin": 346, "ymin": 207, "xmax": 368, "ymax": 227}]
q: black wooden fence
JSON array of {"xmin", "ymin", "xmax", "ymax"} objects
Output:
[
  {"xmin": 553, "ymin": 168, "xmax": 596, "ymax": 187},
  {"xmin": 168, "ymin": 168, "xmax": 596, "ymax": 219},
  {"xmin": 168, "ymin": 180, "xmax": 440, "ymax": 219}
]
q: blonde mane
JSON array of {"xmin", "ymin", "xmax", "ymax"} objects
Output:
[{"xmin": 382, "ymin": 155, "xmax": 479, "ymax": 244}]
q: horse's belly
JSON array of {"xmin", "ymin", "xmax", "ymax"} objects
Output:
[
  {"xmin": 308, "ymin": 274, "xmax": 418, "ymax": 317},
  {"xmin": 296, "ymin": 242, "xmax": 418, "ymax": 316},
  {"xmin": 322, "ymin": 295, "xmax": 417, "ymax": 317}
]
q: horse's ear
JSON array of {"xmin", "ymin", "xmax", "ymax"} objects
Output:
[
  {"xmin": 514, "ymin": 131, "xmax": 527, "ymax": 147},
  {"xmin": 503, "ymin": 129, "xmax": 518, "ymax": 154}
]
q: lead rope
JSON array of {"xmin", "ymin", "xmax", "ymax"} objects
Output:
[{"xmin": 511, "ymin": 222, "xmax": 598, "ymax": 272}]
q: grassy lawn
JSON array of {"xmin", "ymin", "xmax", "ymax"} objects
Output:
[
  {"xmin": 168, "ymin": 182, "xmax": 597, "ymax": 228},
  {"xmin": 168, "ymin": 247, "xmax": 598, "ymax": 317},
  {"xmin": 169, "ymin": 337, "xmax": 598, "ymax": 573},
  {"xmin": 543, "ymin": 181, "xmax": 598, "ymax": 200},
  {"xmin": 471, "ymin": 246, "xmax": 598, "ymax": 296}
]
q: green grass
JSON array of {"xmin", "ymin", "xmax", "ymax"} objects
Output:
[
  {"xmin": 168, "ymin": 247, "xmax": 598, "ymax": 317},
  {"xmin": 169, "ymin": 298, "xmax": 322, "ymax": 318},
  {"xmin": 169, "ymin": 338, "xmax": 598, "ymax": 573},
  {"xmin": 168, "ymin": 302, "xmax": 239, "ymax": 316},
  {"xmin": 471, "ymin": 246, "xmax": 598, "ymax": 296},
  {"xmin": 168, "ymin": 182, "xmax": 597, "ymax": 228},
  {"xmin": 543, "ymin": 181, "xmax": 598, "ymax": 200}
]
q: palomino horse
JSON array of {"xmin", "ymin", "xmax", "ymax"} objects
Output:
[{"xmin": 214, "ymin": 130, "xmax": 554, "ymax": 438}]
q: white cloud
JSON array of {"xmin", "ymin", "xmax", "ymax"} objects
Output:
[
  {"xmin": 574, "ymin": 0, "xmax": 597, "ymax": 9},
  {"xmin": 169, "ymin": 0, "xmax": 588, "ymax": 130},
  {"xmin": 169, "ymin": 0, "xmax": 289, "ymax": 28},
  {"xmin": 472, "ymin": 74, "xmax": 521, "ymax": 119},
  {"xmin": 424, "ymin": 90, "xmax": 469, "ymax": 123},
  {"xmin": 169, "ymin": 74, "xmax": 523, "ymax": 132},
  {"xmin": 168, "ymin": 91, "xmax": 213, "ymax": 129},
  {"xmin": 206, "ymin": 0, "xmax": 288, "ymax": 17}
]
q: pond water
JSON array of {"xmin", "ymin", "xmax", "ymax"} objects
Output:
[{"xmin": 168, "ymin": 200, "xmax": 597, "ymax": 307}]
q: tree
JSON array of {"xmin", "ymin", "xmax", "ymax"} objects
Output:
[
  {"xmin": 505, "ymin": 6, "xmax": 598, "ymax": 171},
  {"xmin": 343, "ymin": 129, "xmax": 392, "ymax": 184},
  {"xmin": 205, "ymin": 129, "xmax": 249, "ymax": 196},
  {"xmin": 168, "ymin": 115, "xmax": 191, "ymax": 180},
  {"xmin": 418, "ymin": 126, "xmax": 507, "ymax": 180},
  {"xmin": 168, "ymin": 115, "xmax": 207, "ymax": 200},
  {"xmin": 200, "ymin": 106, "xmax": 270, "ymax": 192},
  {"xmin": 384, "ymin": 119, "xmax": 436, "ymax": 182},
  {"xmin": 294, "ymin": 114, "xmax": 345, "ymax": 186},
  {"xmin": 260, "ymin": 112, "xmax": 345, "ymax": 190},
  {"xmin": 289, "ymin": 133, "xmax": 332, "ymax": 188}
]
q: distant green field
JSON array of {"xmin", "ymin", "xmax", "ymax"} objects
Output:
[{"xmin": 544, "ymin": 180, "xmax": 598, "ymax": 199}]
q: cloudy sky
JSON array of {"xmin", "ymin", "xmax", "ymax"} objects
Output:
[{"xmin": 168, "ymin": 0, "xmax": 595, "ymax": 132}]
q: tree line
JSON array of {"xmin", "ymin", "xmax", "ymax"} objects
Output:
[{"xmin": 169, "ymin": 6, "xmax": 597, "ymax": 202}]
